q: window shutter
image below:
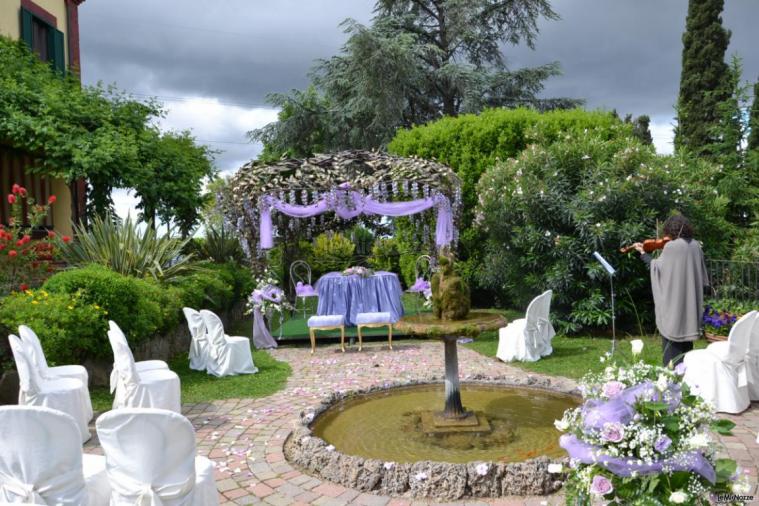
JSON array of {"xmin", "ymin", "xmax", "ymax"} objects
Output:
[
  {"xmin": 20, "ymin": 8, "xmax": 33, "ymax": 48},
  {"xmin": 52, "ymin": 29, "xmax": 65, "ymax": 74}
]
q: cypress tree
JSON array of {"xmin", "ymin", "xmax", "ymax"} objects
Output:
[
  {"xmin": 674, "ymin": 0, "xmax": 731, "ymax": 155},
  {"xmin": 748, "ymin": 81, "xmax": 759, "ymax": 152}
]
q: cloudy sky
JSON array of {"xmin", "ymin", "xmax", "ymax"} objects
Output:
[{"xmin": 77, "ymin": 0, "xmax": 759, "ymax": 218}]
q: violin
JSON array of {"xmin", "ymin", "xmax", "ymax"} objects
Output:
[{"xmin": 620, "ymin": 236, "xmax": 671, "ymax": 254}]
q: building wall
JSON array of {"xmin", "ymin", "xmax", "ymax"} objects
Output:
[
  {"xmin": 0, "ymin": 0, "xmax": 69, "ymax": 67},
  {"xmin": 50, "ymin": 178, "xmax": 73, "ymax": 236},
  {"xmin": 1, "ymin": 0, "xmax": 77, "ymax": 235}
]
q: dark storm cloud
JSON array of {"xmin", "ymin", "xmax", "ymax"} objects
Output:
[
  {"xmin": 507, "ymin": 0, "xmax": 759, "ymax": 118},
  {"xmin": 79, "ymin": 0, "xmax": 375, "ymax": 105},
  {"xmin": 81, "ymin": 0, "xmax": 759, "ymax": 119}
]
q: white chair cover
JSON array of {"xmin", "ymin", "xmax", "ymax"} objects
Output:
[
  {"xmin": 496, "ymin": 290, "xmax": 556, "ymax": 362},
  {"xmin": 683, "ymin": 310, "xmax": 757, "ymax": 414},
  {"xmin": 8, "ymin": 336, "xmax": 90, "ymax": 443},
  {"xmin": 18, "ymin": 325, "xmax": 93, "ymax": 421},
  {"xmin": 746, "ymin": 313, "xmax": 759, "ymax": 401},
  {"xmin": 182, "ymin": 308, "xmax": 209, "ymax": 372},
  {"xmin": 108, "ymin": 329, "xmax": 181, "ymax": 413},
  {"xmin": 96, "ymin": 408, "xmax": 219, "ymax": 506},
  {"xmin": 0, "ymin": 405, "xmax": 107, "ymax": 505},
  {"xmin": 107, "ymin": 321, "xmax": 169, "ymax": 394},
  {"xmin": 200, "ymin": 310, "xmax": 257, "ymax": 377}
]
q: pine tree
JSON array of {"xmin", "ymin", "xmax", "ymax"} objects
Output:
[
  {"xmin": 674, "ymin": 0, "xmax": 731, "ymax": 155},
  {"xmin": 748, "ymin": 81, "xmax": 759, "ymax": 152}
]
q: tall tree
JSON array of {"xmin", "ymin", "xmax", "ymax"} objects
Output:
[
  {"xmin": 252, "ymin": 0, "xmax": 581, "ymax": 157},
  {"xmin": 747, "ymin": 80, "xmax": 759, "ymax": 152},
  {"xmin": 674, "ymin": 0, "xmax": 731, "ymax": 155}
]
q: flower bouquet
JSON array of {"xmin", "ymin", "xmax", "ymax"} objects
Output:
[
  {"xmin": 703, "ymin": 304, "xmax": 739, "ymax": 342},
  {"xmin": 342, "ymin": 266, "xmax": 374, "ymax": 278},
  {"xmin": 246, "ymin": 268, "xmax": 293, "ymax": 320},
  {"xmin": 556, "ymin": 341, "xmax": 749, "ymax": 505}
]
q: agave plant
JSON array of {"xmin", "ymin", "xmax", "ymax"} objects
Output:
[
  {"xmin": 60, "ymin": 214, "xmax": 196, "ymax": 282},
  {"xmin": 199, "ymin": 222, "xmax": 244, "ymax": 263}
]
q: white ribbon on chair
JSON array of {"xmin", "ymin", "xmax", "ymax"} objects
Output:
[
  {"xmin": 0, "ymin": 466, "xmax": 86, "ymax": 504},
  {"xmin": 107, "ymin": 470, "xmax": 196, "ymax": 506}
]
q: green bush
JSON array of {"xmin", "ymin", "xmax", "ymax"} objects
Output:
[
  {"xmin": 0, "ymin": 289, "xmax": 109, "ymax": 363},
  {"xmin": 389, "ymin": 108, "xmax": 627, "ymax": 296},
  {"xmin": 308, "ymin": 232, "xmax": 355, "ymax": 277},
  {"xmin": 60, "ymin": 214, "xmax": 195, "ymax": 282},
  {"xmin": 43, "ymin": 264, "xmax": 168, "ymax": 345},
  {"xmin": 368, "ymin": 237, "xmax": 400, "ymax": 274},
  {"xmin": 475, "ymin": 132, "xmax": 732, "ymax": 332}
]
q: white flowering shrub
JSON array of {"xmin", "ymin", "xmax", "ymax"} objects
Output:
[
  {"xmin": 475, "ymin": 132, "xmax": 732, "ymax": 332},
  {"xmin": 556, "ymin": 342, "xmax": 748, "ymax": 505}
]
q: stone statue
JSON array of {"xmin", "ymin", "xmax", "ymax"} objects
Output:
[{"xmin": 431, "ymin": 250, "xmax": 470, "ymax": 320}]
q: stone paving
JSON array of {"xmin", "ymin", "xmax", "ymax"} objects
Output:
[{"xmin": 85, "ymin": 342, "xmax": 759, "ymax": 505}]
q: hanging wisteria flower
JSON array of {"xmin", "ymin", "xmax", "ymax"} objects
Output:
[{"xmin": 589, "ymin": 475, "xmax": 613, "ymax": 496}]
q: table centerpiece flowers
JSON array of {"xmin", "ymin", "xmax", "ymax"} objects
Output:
[
  {"xmin": 555, "ymin": 341, "xmax": 749, "ymax": 505},
  {"xmin": 342, "ymin": 266, "xmax": 375, "ymax": 278}
]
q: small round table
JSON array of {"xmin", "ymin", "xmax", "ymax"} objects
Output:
[{"xmin": 315, "ymin": 271, "xmax": 404, "ymax": 326}]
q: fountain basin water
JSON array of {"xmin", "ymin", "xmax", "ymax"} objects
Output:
[
  {"xmin": 285, "ymin": 378, "xmax": 580, "ymax": 500},
  {"xmin": 311, "ymin": 383, "xmax": 576, "ymax": 464}
]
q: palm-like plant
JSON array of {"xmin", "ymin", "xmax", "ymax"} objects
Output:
[
  {"xmin": 199, "ymin": 223, "xmax": 244, "ymax": 263},
  {"xmin": 60, "ymin": 214, "xmax": 196, "ymax": 281}
]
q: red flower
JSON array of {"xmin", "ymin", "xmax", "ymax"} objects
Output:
[
  {"xmin": 19, "ymin": 283, "xmax": 29, "ymax": 291},
  {"xmin": 7, "ymin": 194, "xmax": 16, "ymax": 205},
  {"xmin": 62, "ymin": 235, "xmax": 72, "ymax": 244},
  {"xmin": 15, "ymin": 239, "xmax": 23, "ymax": 247},
  {"xmin": 48, "ymin": 195, "xmax": 57, "ymax": 205},
  {"xmin": 11, "ymin": 184, "xmax": 20, "ymax": 194},
  {"xmin": 22, "ymin": 235, "xmax": 31, "ymax": 244},
  {"xmin": 7, "ymin": 250, "xmax": 17, "ymax": 258},
  {"xmin": 0, "ymin": 245, "xmax": 5, "ymax": 251},
  {"xmin": 47, "ymin": 230, "xmax": 56, "ymax": 238},
  {"xmin": 18, "ymin": 187, "xmax": 27, "ymax": 197}
]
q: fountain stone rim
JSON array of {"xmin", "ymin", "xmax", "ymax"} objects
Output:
[{"xmin": 284, "ymin": 376, "xmax": 581, "ymax": 501}]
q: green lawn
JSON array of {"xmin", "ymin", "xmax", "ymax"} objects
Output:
[
  {"xmin": 465, "ymin": 331, "xmax": 708, "ymax": 380},
  {"xmin": 90, "ymin": 324, "xmax": 291, "ymax": 413}
]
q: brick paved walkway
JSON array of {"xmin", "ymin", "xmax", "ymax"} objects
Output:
[{"xmin": 85, "ymin": 342, "xmax": 759, "ymax": 505}]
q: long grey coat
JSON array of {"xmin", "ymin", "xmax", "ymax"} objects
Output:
[{"xmin": 650, "ymin": 238, "xmax": 708, "ymax": 342}]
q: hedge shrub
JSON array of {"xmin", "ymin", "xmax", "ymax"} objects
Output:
[
  {"xmin": 0, "ymin": 289, "xmax": 109, "ymax": 363},
  {"xmin": 43, "ymin": 265, "xmax": 168, "ymax": 344},
  {"xmin": 475, "ymin": 132, "xmax": 732, "ymax": 332}
]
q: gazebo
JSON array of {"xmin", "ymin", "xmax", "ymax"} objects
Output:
[{"xmin": 222, "ymin": 150, "xmax": 462, "ymax": 261}]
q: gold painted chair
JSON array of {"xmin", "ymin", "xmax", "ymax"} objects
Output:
[
  {"xmin": 356, "ymin": 312, "xmax": 394, "ymax": 351},
  {"xmin": 306, "ymin": 315, "xmax": 346, "ymax": 354}
]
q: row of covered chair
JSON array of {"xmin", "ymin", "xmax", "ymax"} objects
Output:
[
  {"xmin": 183, "ymin": 308, "xmax": 257, "ymax": 377},
  {"xmin": 683, "ymin": 310, "xmax": 759, "ymax": 413},
  {"xmin": 0, "ymin": 405, "xmax": 218, "ymax": 505}
]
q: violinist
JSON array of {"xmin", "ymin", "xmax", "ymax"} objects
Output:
[{"xmin": 631, "ymin": 214, "xmax": 709, "ymax": 367}]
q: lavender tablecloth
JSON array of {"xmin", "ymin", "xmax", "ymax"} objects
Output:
[{"xmin": 315, "ymin": 271, "xmax": 404, "ymax": 326}]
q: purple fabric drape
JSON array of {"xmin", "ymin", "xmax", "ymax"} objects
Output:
[
  {"xmin": 560, "ymin": 434, "xmax": 716, "ymax": 483},
  {"xmin": 258, "ymin": 191, "xmax": 454, "ymax": 249},
  {"xmin": 252, "ymin": 307, "xmax": 278, "ymax": 349}
]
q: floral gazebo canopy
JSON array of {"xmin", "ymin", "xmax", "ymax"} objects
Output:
[{"xmin": 223, "ymin": 150, "xmax": 462, "ymax": 258}]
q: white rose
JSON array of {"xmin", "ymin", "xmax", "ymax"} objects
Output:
[
  {"xmin": 548, "ymin": 464, "xmax": 563, "ymax": 474},
  {"xmin": 686, "ymin": 433, "xmax": 710, "ymax": 449},
  {"xmin": 554, "ymin": 419, "xmax": 569, "ymax": 431},
  {"xmin": 732, "ymin": 480, "xmax": 751, "ymax": 495},
  {"xmin": 669, "ymin": 491, "xmax": 688, "ymax": 504},
  {"xmin": 656, "ymin": 374, "xmax": 669, "ymax": 392},
  {"xmin": 630, "ymin": 339, "xmax": 644, "ymax": 356}
]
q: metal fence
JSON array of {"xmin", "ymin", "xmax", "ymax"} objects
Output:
[{"xmin": 706, "ymin": 259, "xmax": 759, "ymax": 301}]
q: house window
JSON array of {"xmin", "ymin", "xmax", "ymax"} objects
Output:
[{"xmin": 20, "ymin": 6, "xmax": 65, "ymax": 74}]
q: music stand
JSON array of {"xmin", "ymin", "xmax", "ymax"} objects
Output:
[{"xmin": 593, "ymin": 251, "xmax": 617, "ymax": 355}]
